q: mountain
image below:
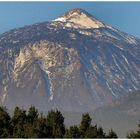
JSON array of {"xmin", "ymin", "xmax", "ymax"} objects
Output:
[
  {"xmin": 96, "ymin": 90, "xmax": 140, "ymax": 116},
  {"xmin": 0, "ymin": 8, "xmax": 140, "ymax": 112}
]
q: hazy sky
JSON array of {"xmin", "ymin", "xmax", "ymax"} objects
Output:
[{"xmin": 0, "ymin": 2, "xmax": 140, "ymax": 38}]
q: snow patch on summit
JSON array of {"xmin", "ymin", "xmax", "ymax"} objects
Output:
[
  {"xmin": 54, "ymin": 17, "xmax": 66, "ymax": 22},
  {"xmin": 54, "ymin": 10, "xmax": 105, "ymax": 29}
]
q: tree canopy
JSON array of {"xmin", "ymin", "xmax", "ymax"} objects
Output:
[
  {"xmin": 0, "ymin": 106, "xmax": 119, "ymax": 138},
  {"xmin": 127, "ymin": 124, "xmax": 140, "ymax": 138}
]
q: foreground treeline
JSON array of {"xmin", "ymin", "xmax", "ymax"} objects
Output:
[
  {"xmin": 127, "ymin": 124, "xmax": 140, "ymax": 138},
  {"xmin": 0, "ymin": 106, "xmax": 139, "ymax": 138}
]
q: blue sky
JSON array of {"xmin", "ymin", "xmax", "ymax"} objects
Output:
[{"xmin": 0, "ymin": 2, "xmax": 140, "ymax": 38}]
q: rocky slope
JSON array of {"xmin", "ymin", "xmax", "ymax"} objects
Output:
[{"xmin": 0, "ymin": 8, "xmax": 140, "ymax": 112}]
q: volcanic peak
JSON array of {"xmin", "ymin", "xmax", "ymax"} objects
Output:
[{"xmin": 54, "ymin": 8, "xmax": 105, "ymax": 29}]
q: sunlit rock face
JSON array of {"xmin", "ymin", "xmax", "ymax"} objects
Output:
[
  {"xmin": 54, "ymin": 8, "xmax": 105, "ymax": 29},
  {"xmin": 0, "ymin": 8, "xmax": 140, "ymax": 112}
]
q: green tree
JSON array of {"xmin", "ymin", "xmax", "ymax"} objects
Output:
[
  {"xmin": 84, "ymin": 125, "xmax": 106, "ymax": 138},
  {"xmin": 0, "ymin": 106, "xmax": 11, "ymax": 138},
  {"xmin": 84, "ymin": 125, "xmax": 98, "ymax": 138},
  {"xmin": 97, "ymin": 126, "xmax": 106, "ymax": 138},
  {"xmin": 0, "ymin": 106, "xmax": 119, "ymax": 138},
  {"xmin": 127, "ymin": 124, "xmax": 140, "ymax": 138},
  {"xmin": 35, "ymin": 116, "xmax": 52, "ymax": 138},
  {"xmin": 27, "ymin": 106, "xmax": 39, "ymax": 124},
  {"xmin": 22, "ymin": 113, "xmax": 44, "ymax": 138},
  {"xmin": 80, "ymin": 113, "xmax": 92, "ymax": 137},
  {"xmin": 12, "ymin": 107, "xmax": 27, "ymax": 125},
  {"xmin": 24, "ymin": 123, "xmax": 38, "ymax": 138},
  {"xmin": 46, "ymin": 110, "xmax": 65, "ymax": 138},
  {"xmin": 64, "ymin": 125, "xmax": 80, "ymax": 138},
  {"xmin": 21, "ymin": 106, "xmax": 39, "ymax": 138},
  {"xmin": 107, "ymin": 129, "xmax": 118, "ymax": 138},
  {"xmin": 11, "ymin": 107, "xmax": 27, "ymax": 138}
]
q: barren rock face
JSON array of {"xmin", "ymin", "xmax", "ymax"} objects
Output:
[{"xmin": 0, "ymin": 8, "xmax": 140, "ymax": 112}]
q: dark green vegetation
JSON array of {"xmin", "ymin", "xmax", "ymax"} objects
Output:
[
  {"xmin": 127, "ymin": 124, "xmax": 140, "ymax": 138},
  {"xmin": 1, "ymin": 105, "xmax": 140, "ymax": 138},
  {"xmin": 0, "ymin": 106, "xmax": 118, "ymax": 138}
]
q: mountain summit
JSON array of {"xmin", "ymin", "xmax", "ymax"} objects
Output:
[
  {"xmin": 54, "ymin": 8, "xmax": 105, "ymax": 29},
  {"xmin": 0, "ymin": 9, "xmax": 140, "ymax": 112}
]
